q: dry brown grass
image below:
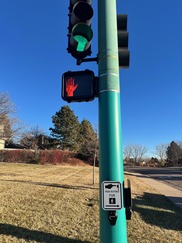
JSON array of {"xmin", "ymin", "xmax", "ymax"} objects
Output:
[
  {"xmin": 126, "ymin": 172, "xmax": 182, "ymax": 243},
  {"xmin": 0, "ymin": 163, "xmax": 182, "ymax": 243},
  {"xmin": 0, "ymin": 163, "xmax": 99, "ymax": 243}
]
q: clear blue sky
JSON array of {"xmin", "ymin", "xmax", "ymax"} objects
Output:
[{"xmin": 1, "ymin": 0, "xmax": 182, "ymax": 156}]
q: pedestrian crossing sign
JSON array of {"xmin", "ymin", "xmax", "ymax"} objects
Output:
[{"xmin": 102, "ymin": 181, "xmax": 122, "ymax": 210}]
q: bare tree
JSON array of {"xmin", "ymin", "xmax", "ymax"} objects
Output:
[
  {"xmin": 0, "ymin": 93, "xmax": 24, "ymax": 144},
  {"xmin": 124, "ymin": 144, "xmax": 148, "ymax": 164},
  {"xmin": 155, "ymin": 144, "xmax": 168, "ymax": 165},
  {"xmin": 124, "ymin": 144, "xmax": 133, "ymax": 163},
  {"xmin": 92, "ymin": 127, "xmax": 99, "ymax": 185},
  {"xmin": 0, "ymin": 93, "xmax": 15, "ymax": 117},
  {"xmin": 20, "ymin": 126, "xmax": 45, "ymax": 149},
  {"xmin": 132, "ymin": 144, "xmax": 148, "ymax": 163}
]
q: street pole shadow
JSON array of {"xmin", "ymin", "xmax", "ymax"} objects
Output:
[
  {"xmin": 0, "ymin": 223, "xmax": 90, "ymax": 243},
  {"xmin": 0, "ymin": 179, "xmax": 99, "ymax": 190},
  {"xmin": 132, "ymin": 192, "xmax": 182, "ymax": 231}
]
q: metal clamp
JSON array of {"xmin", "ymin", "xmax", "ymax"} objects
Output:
[
  {"xmin": 108, "ymin": 211, "xmax": 118, "ymax": 226},
  {"xmin": 76, "ymin": 56, "xmax": 98, "ymax": 65}
]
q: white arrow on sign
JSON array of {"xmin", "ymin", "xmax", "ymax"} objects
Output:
[{"xmin": 102, "ymin": 181, "xmax": 122, "ymax": 210}]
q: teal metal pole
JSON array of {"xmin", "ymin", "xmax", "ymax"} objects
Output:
[{"xmin": 98, "ymin": 0, "xmax": 128, "ymax": 242}]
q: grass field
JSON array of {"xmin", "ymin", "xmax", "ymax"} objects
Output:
[{"xmin": 0, "ymin": 163, "xmax": 182, "ymax": 243}]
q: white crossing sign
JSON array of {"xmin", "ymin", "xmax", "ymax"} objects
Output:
[{"xmin": 102, "ymin": 181, "xmax": 122, "ymax": 210}]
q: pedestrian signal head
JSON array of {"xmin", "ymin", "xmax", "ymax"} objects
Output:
[{"xmin": 62, "ymin": 70, "xmax": 96, "ymax": 102}]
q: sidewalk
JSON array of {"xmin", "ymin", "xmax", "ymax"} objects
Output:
[{"xmin": 127, "ymin": 172, "xmax": 182, "ymax": 209}]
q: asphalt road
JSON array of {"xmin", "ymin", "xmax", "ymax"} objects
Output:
[{"xmin": 125, "ymin": 166, "xmax": 182, "ymax": 192}]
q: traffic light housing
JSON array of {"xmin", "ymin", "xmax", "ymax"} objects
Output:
[
  {"xmin": 117, "ymin": 14, "xmax": 130, "ymax": 68},
  {"xmin": 67, "ymin": 0, "xmax": 94, "ymax": 60},
  {"xmin": 62, "ymin": 70, "xmax": 96, "ymax": 102}
]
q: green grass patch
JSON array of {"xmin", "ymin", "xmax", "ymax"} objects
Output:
[{"xmin": 0, "ymin": 163, "xmax": 182, "ymax": 242}]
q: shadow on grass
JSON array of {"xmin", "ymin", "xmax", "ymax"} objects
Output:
[
  {"xmin": 133, "ymin": 192, "xmax": 182, "ymax": 231},
  {"xmin": 0, "ymin": 179, "xmax": 99, "ymax": 190},
  {"xmin": 0, "ymin": 223, "xmax": 90, "ymax": 243}
]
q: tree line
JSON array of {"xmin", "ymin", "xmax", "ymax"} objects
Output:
[
  {"xmin": 124, "ymin": 141, "xmax": 182, "ymax": 167},
  {"xmin": 1, "ymin": 93, "xmax": 182, "ymax": 166},
  {"xmin": 18, "ymin": 106, "xmax": 99, "ymax": 162},
  {"xmin": 0, "ymin": 96, "xmax": 98, "ymax": 162}
]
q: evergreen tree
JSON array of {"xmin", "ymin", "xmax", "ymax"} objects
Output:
[
  {"xmin": 79, "ymin": 119, "xmax": 98, "ymax": 157},
  {"xmin": 49, "ymin": 106, "xmax": 80, "ymax": 151},
  {"xmin": 166, "ymin": 141, "xmax": 182, "ymax": 166}
]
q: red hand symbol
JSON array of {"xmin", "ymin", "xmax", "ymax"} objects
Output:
[{"xmin": 66, "ymin": 77, "xmax": 78, "ymax": 97}]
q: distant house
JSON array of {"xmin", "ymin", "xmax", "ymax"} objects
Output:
[
  {"xmin": 32, "ymin": 134, "xmax": 57, "ymax": 150},
  {"xmin": 0, "ymin": 139, "xmax": 5, "ymax": 150},
  {"xmin": 0, "ymin": 124, "xmax": 6, "ymax": 150},
  {"xmin": 4, "ymin": 134, "xmax": 58, "ymax": 150},
  {"xmin": 139, "ymin": 161, "xmax": 146, "ymax": 166}
]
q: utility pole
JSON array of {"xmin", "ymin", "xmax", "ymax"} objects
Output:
[
  {"xmin": 64, "ymin": 1, "xmax": 131, "ymax": 241},
  {"xmin": 98, "ymin": 0, "xmax": 128, "ymax": 242}
]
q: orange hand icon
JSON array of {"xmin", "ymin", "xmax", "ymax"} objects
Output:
[{"xmin": 66, "ymin": 77, "xmax": 78, "ymax": 97}]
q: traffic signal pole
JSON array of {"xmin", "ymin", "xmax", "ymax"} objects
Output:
[{"xmin": 98, "ymin": 0, "xmax": 128, "ymax": 242}]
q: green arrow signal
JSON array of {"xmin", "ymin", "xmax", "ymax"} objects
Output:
[{"xmin": 74, "ymin": 35, "xmax": 88, "ymax": 52}]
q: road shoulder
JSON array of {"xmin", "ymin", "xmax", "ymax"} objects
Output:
[{"xmin": 126, "ymin": 171, "xmax": 182, "ymax": 209}]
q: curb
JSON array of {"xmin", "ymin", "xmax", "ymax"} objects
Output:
[{"xmin": 125, "ymin": 171, "xmax": 182, "ymax": 209}]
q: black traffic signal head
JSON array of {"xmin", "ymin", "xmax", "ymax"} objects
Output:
[
  {"xmin": 67, "ymin": 0, "xmax": 94, "ymax": 60},
  {"xmin": 62, "ymin": 70, "xmax": 96, "ymax": 102},
  {"xmin": 117, "ymin": 14, "xmax": 130, "ymax": 68}
]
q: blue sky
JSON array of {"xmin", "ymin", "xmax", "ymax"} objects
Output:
[{"xmin": 0, "ymin": 0, "xmax": 182, "ymax": 156}]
